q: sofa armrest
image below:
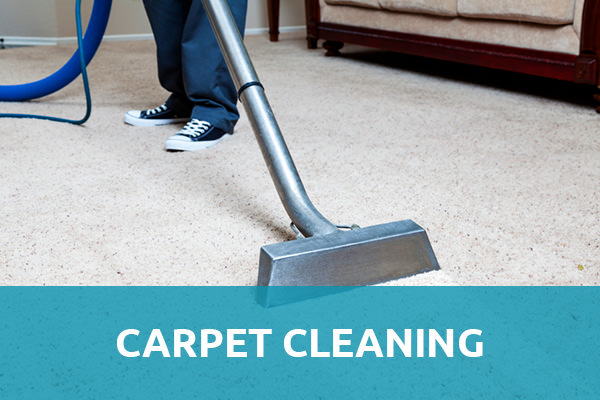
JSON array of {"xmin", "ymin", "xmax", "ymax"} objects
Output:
[{"xmin": 575, "ymin": 0, "xmax": 600, "ymax": 84}]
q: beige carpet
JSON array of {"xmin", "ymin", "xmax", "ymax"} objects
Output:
[{"xmin": 1, "ymin": 34, "xmax": 598, "ymax": 286}]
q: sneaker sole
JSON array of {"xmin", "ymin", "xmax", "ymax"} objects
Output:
[
  {"xmin": 164, "ymin": 134, "xmax": 232, "ymax": 152},
  {"xmin": 124, "ymin": 113, "xmax": 189, "ymax": 127}
]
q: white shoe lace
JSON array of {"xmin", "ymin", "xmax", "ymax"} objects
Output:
[
  {"xmin": 146, "ymin": 104, "xmax": 168, "ymax": 115},
  {"xmin": 178, "ymin": 120, "xmax": 212, "ymax": 138}
]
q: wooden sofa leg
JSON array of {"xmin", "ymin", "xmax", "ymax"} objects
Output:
[
  {"xmin": 267, "ymin": 0, "xmax": 280, "ymax": 42},
  {"xmin": 307, "ymin": 37, "xmax": 318, "ymax": 49},
  {"xmin": 323, "ymin": 41, "xmax": 344, "ymax": 57},
  {"xmin": 594, "ymin": 88, "xmax": 600, "ymax": 113}
]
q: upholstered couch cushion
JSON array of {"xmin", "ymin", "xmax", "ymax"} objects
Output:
[
  {"xmin": 319, "ymin": 1, "xmax": 581, "ymax": 54},
  {"xmin": 457, "ymin": 0, "xmax": 576, "ymax": 25},
  {"xmin": 574, "ymin": 0, "xmax": 585, "ymax": 37},
  {"xmin": 378, "ymin": 0, "xmax": 457, "ymax": 17}
]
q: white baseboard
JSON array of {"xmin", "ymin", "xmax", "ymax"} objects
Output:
[
  {"xmin": 0, "ymin": 26, "xmax": 305, "ymax": 47},
  {"xmin": 98, "ymin": 33, "xmax": 156, "ymax": 42},
  {"xmin": 1, "ymin": 37, "xmax": 63, "ymax": 47},
  {"xmin": 245, "ymin": 25, "xmax": 305, "ymax": 36},
  {"xmin": 0, "ymin": 33, "xmax": 154, "ymax": 47}
]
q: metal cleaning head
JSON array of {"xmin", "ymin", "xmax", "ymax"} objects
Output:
[
  {"xmin": 202, "ymin": 0, "xmax": 440, "ymax": 306},
  {"xmin": 258, "ymin": 220, "xmax": 439, "ymax": 306}
]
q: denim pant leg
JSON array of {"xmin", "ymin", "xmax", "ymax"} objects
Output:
[
  {"xmin": 142, "ymin": 0, "xmax": 195, "ymax": 115},
  {"xmin": 181, "ymin": 0, "xmax": 248, "ymax": 133}
]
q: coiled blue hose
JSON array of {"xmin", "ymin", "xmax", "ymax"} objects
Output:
[{"xmin": 0, "ymin": 0, "xmax": 112, "ymax": 124}]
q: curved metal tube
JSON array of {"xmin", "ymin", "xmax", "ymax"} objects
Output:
[
  {"xmin": 202, "ymin": 0, "xmax": 339, "ymax": 238},
  {"xmin": 0, "ymin": 0, "xmax": 112, "ymax": 101}
]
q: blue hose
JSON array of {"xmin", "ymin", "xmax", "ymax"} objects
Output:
[
  {"xmin": 0, "ymin": 0, "xmax": 111, "ymax": 124},
  {"xmin": 0, "ymin": 0, "xmax": 111, "ymax": 101}
]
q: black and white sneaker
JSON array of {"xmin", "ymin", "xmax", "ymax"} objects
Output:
[
  {"xmin": 125, "ymin": 104, "xmax": 190, "ymax": 127},
  {"xmin": 164, "ymin": 119, "xmax": 231, "ymax": 151}
]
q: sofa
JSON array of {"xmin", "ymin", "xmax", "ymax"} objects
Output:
[{"xmin": 304, "ymin": 0, "xmax": 600, "ymax": 108}]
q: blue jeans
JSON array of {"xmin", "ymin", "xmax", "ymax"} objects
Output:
[{"xmin": 143, "ymin": 0, "xmax": 248, "ymax": 132}]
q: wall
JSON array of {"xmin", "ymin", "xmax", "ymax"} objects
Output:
[
  {"xmin": 1, "ymin": 0, "xmax": 59, "ymax": 37},
  {"xmin": 0, "ymin": 0, "xmax": 305, "ymax": 41},
  {"xmin": 246, "ymin": 0, "xmax": 306, "ymax": 32}
]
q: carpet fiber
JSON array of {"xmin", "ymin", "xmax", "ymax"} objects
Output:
[{"xmin": 1, "ymin": 34, "xmax": 598, "ymax": 285}]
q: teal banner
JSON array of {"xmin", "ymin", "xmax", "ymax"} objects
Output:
[{"xmin": 1, "ymin": 287, "xmax": 599, "ymax": 399}]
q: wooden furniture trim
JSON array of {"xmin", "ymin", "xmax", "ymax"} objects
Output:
[
  {"xmin": 306, "ymin": 0, "xmax": 321, "ymax": 46},
  {"xmin": 267, "ymin": 0, "xmax": 280, "ymax": 42},
  {"xmin": 576, "ymin": 0, "xmax": 600, "ymax": 84},
  {"xmin": 580, "ymin": 0, "xmax": 600, "ymax": 54}
]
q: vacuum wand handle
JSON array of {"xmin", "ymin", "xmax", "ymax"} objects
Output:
[{"xmin": 201, "ymin": 0, "xmax": 339, "ymax": 238}]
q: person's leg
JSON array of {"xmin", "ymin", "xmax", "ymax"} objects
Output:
[
  {"xmin": 180, "ymin": 0, "xmax": 248, "ymax": 133},
  {"xmin": 142, "ymin": 0, "xmax": 194, "ymax": 116}
]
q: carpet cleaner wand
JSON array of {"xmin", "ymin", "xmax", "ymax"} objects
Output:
[{"xmin": 202, "ymin": 0, "xmax": 439, "ymax": 305}]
